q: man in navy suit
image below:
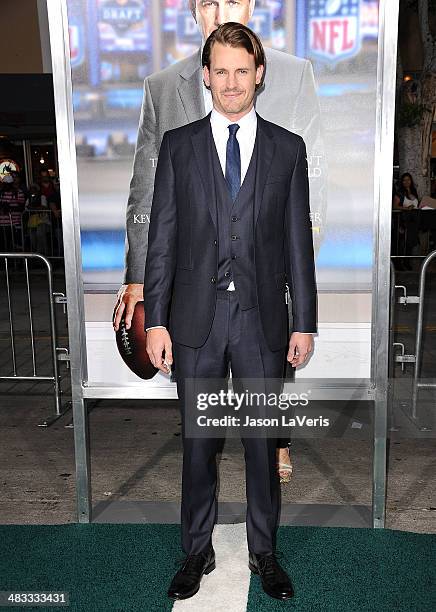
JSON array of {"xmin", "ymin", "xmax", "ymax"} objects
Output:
[{"xmin": 144, "ymin": 23, "xmax": 317, "ymax": 602}]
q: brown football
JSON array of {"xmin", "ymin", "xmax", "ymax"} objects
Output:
[{"xmin": 114, "ymin": 301, "xmax": 159, "ymax": 380}]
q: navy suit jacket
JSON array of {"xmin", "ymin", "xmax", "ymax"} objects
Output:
[{"xmin": 144, "ymin": 112, "xmax": 317, "ymax": 351}]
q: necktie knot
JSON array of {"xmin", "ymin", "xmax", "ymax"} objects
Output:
[{"xmin": 228, "ymin": 123, "xmax": 240, "ymax": 138}]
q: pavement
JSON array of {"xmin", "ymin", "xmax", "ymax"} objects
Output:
[{"xmin": 0, "ymin": 261, "xmax": 435, "ymax": 533}]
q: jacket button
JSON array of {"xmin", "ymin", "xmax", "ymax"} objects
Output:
[
  {"xmin": 231, "ymin": 216, "xmax": 238, "ymax": 222},
  {"xmin": 213, "ymin": 240, "xmax": 217, "ymax": 245},
  {"xmin": 231, "ymin": 255, "xmax": 236, "ymax": 259},
  {"xmin": 231, "ymin": 235, "xmax": 238, "ymax": 240},
  {"xmin": 211, "ymin": 276, "xmax": 216, "ymax": 283},
  {"xmin": 224, "ymin": 271, "xmax": 230, "ymax": 277}
]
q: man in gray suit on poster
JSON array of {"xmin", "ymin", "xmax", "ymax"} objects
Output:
[{"xmin": 113, "ymin": 0, "xmax": 325, "ymax": 329}]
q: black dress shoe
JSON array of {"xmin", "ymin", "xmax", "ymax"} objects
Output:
[
  {"xmin": 248, "ymin": 551, "xmax": 294, "ymax": 600},
  {"xmin": 167, "ymin": 547, "xmax": 215, "ymax": 600}
]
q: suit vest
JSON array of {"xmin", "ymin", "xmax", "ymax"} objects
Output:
[{"xmin": 211, "ymin": 134, "xmax": 258, "ymax": 310}]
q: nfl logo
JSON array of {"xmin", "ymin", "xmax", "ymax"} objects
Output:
[{"xmin": 308, "ymin": 0, "xmax": 361, "ymax": 64}]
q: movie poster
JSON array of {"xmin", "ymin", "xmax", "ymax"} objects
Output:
[{"xmin": 65, "ymin": 0, "xmax": 379, "ymax": 390}]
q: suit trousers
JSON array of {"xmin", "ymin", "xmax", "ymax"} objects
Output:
[{"xmin": 172, "ymin": 289, "xmax": 287, "ymax": 555}]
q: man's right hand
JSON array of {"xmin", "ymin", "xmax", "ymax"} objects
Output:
[
  {"xmin": 146, "ymin": 328, "xmax": 173, "ymax": 374},
  {"xmin": 113, "ymin": 283, "xmax": 144, "ymax": 331}
]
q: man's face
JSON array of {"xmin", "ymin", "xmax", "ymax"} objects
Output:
[
  {"xmin": 194, "ymin": 0, "xmax": 254, "ymax": 39},
  {"xmin": 203, "ymin": 42, "xmax": 263, "ymax": 120}
]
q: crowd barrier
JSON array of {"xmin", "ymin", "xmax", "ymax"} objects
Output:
[
  {"xmin": 0, "ymin": 252, "xmax": 70, "ymax": 426},
  {"xmin": 390, "ymin": 250, "xmax": 436, "ymax": 431},
  {"xmin": 0, "ymin": 210, "xmax": 63, "ymax": 258}
]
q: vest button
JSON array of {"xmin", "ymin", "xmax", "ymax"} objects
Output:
[
  {"xmin": 231, "ymin": 255, "xmax": 237, "ymax": 260},
  {"xmin": 224, "ymin": 271, "xmax": 230, "ymax": 277},
  {"xmin": 231, "ymin": 235, "xmax": 238, "ymax": 240},
  {"xmin": 211, "ymin": 276, "xmax": 216, "ymax": 283},
  {"xmin": 213, "ymin": 240, "xmax": 217, "ymax": 245},
  {"xmin": 231, "ymin": 216, "xmax": 238, "ymax": 222}
]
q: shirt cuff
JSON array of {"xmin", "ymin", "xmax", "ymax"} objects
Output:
[{"xmin": 145, "ymin": 326, "xmax": 167, "ymax": 331}]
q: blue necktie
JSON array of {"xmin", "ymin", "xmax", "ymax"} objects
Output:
[{"xmin": 225, "ymin": 123, "xmax": 241, "ymax": 201}]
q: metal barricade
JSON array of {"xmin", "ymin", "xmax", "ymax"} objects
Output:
[
  {"xmin": 411, "ymin": 250, "xmax": 436, "ymax": 424},
  {"xmin": 388, "ymin": 260, "xmax": 399, "ymax": 432},
  {"xmin": 390, "ymin": 251, "xmax": 436, "ymax": 430},
  {"xmin": 0, "ymin": 252, "xmax": 70, "ymax": 426},
  {"xmin": 0, "ymin": 210, "xmax": 63, "ymax": 258}
]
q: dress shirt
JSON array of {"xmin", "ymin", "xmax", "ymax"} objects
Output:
[{"xmin": 209, "ymin": 105, "xmax": 257, "ymax": 189}]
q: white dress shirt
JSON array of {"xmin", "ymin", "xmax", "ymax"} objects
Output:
[{"xmin": 210, "ymin": 106, "xmax": 257, "ymax": 190}]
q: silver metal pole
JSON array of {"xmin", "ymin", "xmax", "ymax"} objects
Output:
[
  {"xmin": 4, "ymin": 257, "xmax": 17, "ymax": 375},
  {"xmin": 0, "ymin": 375, "xmax": 56, "ymax": 381},
  {"xmin": 42, "ymin": 253, "xmax": 62, "ymax": 417},
  {"xmin": 23, "ymin": 140, "xmax": 32, "ymax": 188},
  {"xmin": 47, "ymin": 0, "xmax": 92, "ymax": 522},
  {"xmin": 371, "ymin": 0, "xmax": 400, "ymax": 528},
  {"xmin": 24, "ymin": 258, "xmax": 37, "ymax": 376}
]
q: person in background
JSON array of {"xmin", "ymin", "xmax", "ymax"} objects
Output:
[
  {"xmin": 12, "ymin": 171, "xmax": 29, "ymax": 201},
  {"xmin": 392, "ymin": 172, "xmax": 420, "ymax": 269},
  {"xmin": 38, "ymin": 169, "xmax": 56, "ymax": 201},
  {"xmin": 393, "ymin": 172, "xmax": 419, "ymax": 209},
  {"xmin": 25, "ymin": 183, "xmax": 51, "ymax": 255},
  {"xmin": 393, "ymin": 172, "xmax": 436, "ymax": 210},
  {"xmin": 48, "ymin": 179, "xmax": 63, "ymax": 254},
  {"xmin": 0, "ymin": 173, "xmax": 26, "ymax": 252}
]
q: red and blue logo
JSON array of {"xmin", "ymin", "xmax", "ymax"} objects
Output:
[{"xmin": 308, "ymin": 0, "xmax": 361, "ymax": 64}]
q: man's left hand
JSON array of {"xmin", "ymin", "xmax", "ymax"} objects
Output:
[{"xmin": 287, "ymin": 332, "xmax": 314, "ymax": 367}]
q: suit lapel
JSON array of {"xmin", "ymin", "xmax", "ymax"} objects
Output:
[
  {"xmin": 191, "ymin": 115, "xmax": 218, "ymax": 232},
  {"xmin": 254, "ymin": 114, "xmax": 275, "ymax": 226},
  {"xmin": 178, "ymin": 49, "xmax": 205, "ymax": 122}
]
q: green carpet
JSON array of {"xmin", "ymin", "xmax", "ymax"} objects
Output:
[
  {"xmin": 0, "ymin": 523, "xmax": 179, "ymax": 611},
  {"xmin": 248, "ymin": 527, "xmax": 436, "ymax": 611},
  {"xmin": 0, "ymin": 524, "xmax": 435, "ymax": 611}
]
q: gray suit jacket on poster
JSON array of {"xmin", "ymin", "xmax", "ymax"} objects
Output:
[{"xmin": 124, "ymin": 46, "xmax": 326, "ymax": 284}]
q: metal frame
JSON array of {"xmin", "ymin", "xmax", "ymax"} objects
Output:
[
  {"xmin": 47, "ymin": 0, "xmax": 400, "ymax": 526},
  {"xmin": 47, "ymin": 0, "xmax": 91, "ymax": 521},
  {"xmin": 370, "ymin": 0, "xmax": 400, "ymax": 527}
]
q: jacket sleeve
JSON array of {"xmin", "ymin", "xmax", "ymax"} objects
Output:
[
  {"xmin": 285, "ymin": 136, "xmax": 318, "ymax": 333},
  {"xmin": 143, "ymin": 132, "xmax": 177, "ymax": 329},
  {"xmin": 124, "ymin": 76, "xmax": 159, "ymax": 284}
]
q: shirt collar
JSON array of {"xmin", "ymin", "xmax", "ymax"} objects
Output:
[{"xmin": 210, "ymin": 105, "xmax": 257, "ymax": 134}]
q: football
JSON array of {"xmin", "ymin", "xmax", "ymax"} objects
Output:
[{"xmin": 114, "ymin": 301, "xmax": 159, "ymax": 380}]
